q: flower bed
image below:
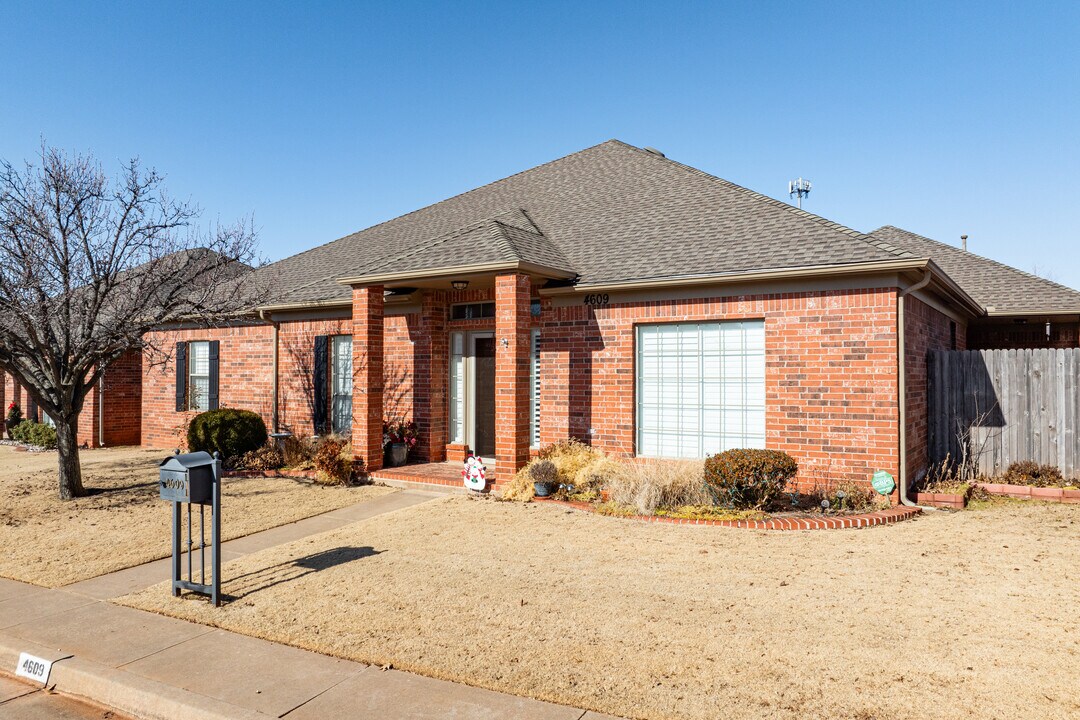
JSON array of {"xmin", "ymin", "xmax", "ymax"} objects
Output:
[
  {"xmin": 977, "ymin": 483, "xmax": 1080, "ymax": 504},
  {"xmin": 533, "ymin": 496, "xmax": 921, "ymax": 530}
]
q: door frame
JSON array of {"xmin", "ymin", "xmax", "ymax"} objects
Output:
[{"xmin": 465, "ymin": 331, "xmax": 495, "ymax": 454}]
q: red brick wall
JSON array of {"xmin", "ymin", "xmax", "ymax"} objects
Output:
[
  {"xmin": 539, "ymin": 288, "xmax": 901, "ymax": 491},
  {"xmin": 904, "ymin": 296, "xmax": 964, "ymax": 486},
  {"xmin": 142, "ymin": 323, "xmax": 276, "ymax": 448},
  {"xmin": 495, "ymin": 273, "xmax": 533, "ymax": 473},
  {"xmin": 277, "ymin": 317, "xmax": 353, "ymax": 436},
  {"xmin": 968, "ymin": 321, "xmax": 1080, "ymax": 349}
]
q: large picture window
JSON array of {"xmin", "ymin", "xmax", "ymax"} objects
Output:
[
  {"xmin": 636, "ymin": 321, "xmax": 765, "ymax": 458},
  {"xmin": 187, "ymin": 341, "xmax": 211, "ymax": 412},
  {"xmin": 330, "ymin": 335, "xmax": 353, "ymax": 435}
]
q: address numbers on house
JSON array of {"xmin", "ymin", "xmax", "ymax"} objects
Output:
[{"xmin": 583, "ymin": 293, "xmax": 610, "ymax": 307}]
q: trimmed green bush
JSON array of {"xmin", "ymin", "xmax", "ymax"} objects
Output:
[
  {"xmin": 703, "ymin": 448, "xmax": 798, "ymax": 509},
  {"xmin": 186, "ymin": 409, "xmax": 268, "ymax": 460},
  {"xmin": 11, "ymin": 420, "xmax": 57, "ymax": 449}
]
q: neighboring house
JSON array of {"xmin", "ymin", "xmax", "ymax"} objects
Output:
[{"xmin": 13, "ymin": 140, "xmax": 1079, "ymax": 497}]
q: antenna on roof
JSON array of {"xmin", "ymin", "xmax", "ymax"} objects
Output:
[{"xmin": 788, "ymin": 178, "xmax": 812, "ymax": 209}]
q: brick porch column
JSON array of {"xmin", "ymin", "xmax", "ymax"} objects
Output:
[
  {"xmin": 352, "ymin": 285, "xmax": 384, "ymax": 471},
  {"xmin": 416, "ymin": 291, "xmax": 448, "ymax": 462},
  {"xmin": 495, "ymin": 272, "xmax": 532, "ymax": 474}
]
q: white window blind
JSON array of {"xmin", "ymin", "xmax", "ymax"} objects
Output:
[
  {"xmin": 636, "ymin": 321, "xmax": 765, "ymax": 458},
  {"xmin": 530, "ymin": 329, "xmax": 540, "ymax": 447},
  {"xmin": 188, "ymin": 341, "xmax": 210, "ymax": 412},
  {"xmin": 449, "ymin": 332, "xmax": 465, "ymax": 443},
  {"xmin": 330, "ymin": 335, "xmax": 353, "ymax": 435}
]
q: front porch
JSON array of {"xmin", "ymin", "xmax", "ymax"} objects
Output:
[{"xmin": 372, "ymin": 460, "xmax": 502, "ymax": 493}]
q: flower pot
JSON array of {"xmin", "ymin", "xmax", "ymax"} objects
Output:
[
  {"xmin": 387, "ymin": 443, "xmax": 408, "ymax": 468},
  {"xmin": 534, "ymin": 482, "xmax": 553, "ymax": 497}
]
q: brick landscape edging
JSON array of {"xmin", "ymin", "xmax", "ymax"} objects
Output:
[
  {"xmin": 533, "ymin": 497, "xmax": 921, "ymax": 530},
  {"xmin": 916, "ymin": 491, "xmax": 968, "ymax": 509},
  {"xmin": 977, "ymin": 482, "xmax": 1080, "ymax": 504}
]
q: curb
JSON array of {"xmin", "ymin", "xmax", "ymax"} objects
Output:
[{"xmin": 0, "ymin": 633, "xmax": 271, "ymax": 720}]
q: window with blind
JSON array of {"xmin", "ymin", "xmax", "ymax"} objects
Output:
[
  {"xmin": 530, "ymin": 329, "xmax": 540, "ymax": 447},
  {"xmin": 330, "ymin": 335, "xmax": 353, "ymax": 435},
  {"xmin": 449, "ymin": 332, "xmax": 465, "ymax": 443},
  {"xmin": 188, "ymin": 341, "xmax": 211, "ymax": 412},
  {"xmin": 635, "ymin": 321, "xmax": 765, "ymax": 458}
]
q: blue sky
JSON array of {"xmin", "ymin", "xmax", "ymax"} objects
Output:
[{"xmin": 2, "ymin": 1, "xmax": 1078, "ymax": 288}]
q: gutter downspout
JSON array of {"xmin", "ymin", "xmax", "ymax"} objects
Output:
[
  {"xmin": 897, "ymin": 270, "xmax": 932, "ymax": 507},
  {"xmin": 259, "ymin": 310, "xmax": 280, "ymax": 433},
  {"xmin": 98, "ymin": 372, "xmax": 105, "ymax": 447}
]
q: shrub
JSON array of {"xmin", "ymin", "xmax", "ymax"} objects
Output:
[
  {"xmin": 1002, "ymin": 460, "xmax": 1064, "ymax": 488},
  {"xmin": 824, "ymin": 482, "xmax": 885, "ymax": 512},
  {"xmin": 536, "ymin": 438, "xmax": 599, "ymax": 487},
  {"xmin": 28, "ymin": 422, "xmax": 57, "ymax": 449},
  {"xmin": 281, "ymin": 434, "xmax": 314, "ymax": 469},
  {"xmin": 5, "ymin": 402, "xmax": 23, "ymax": 429},
  {"xmin": 186, "ymin": 409, "xmax": 268, "ymax": 460},
  {"xmin": 503, "ymin": 466, "xmax": 537, "ymax": 501},
  {"xmin": 10, "ymin": 420, "xmax": 57, "ymax": 449},
  {"xmin": 528, "ymin": 459, "xmax": 559, "ymax": 487},
  {"xmin": 236, "ymin": 443, "xmax": 285, "ymax": 471},
  {"xmin": 606, "ymin": 459, "xmax": 711, "ymax": 515},
  {"xmin": 10, "ymin": 420, "xmax": 30, "ymax": 443},
  {"xmin": 312, "ymin": 436, "xmax": 360, "ymax": 485},
  {"xmin": 704, "ymin": 448, "xmax": 798, "ymax": 509}
]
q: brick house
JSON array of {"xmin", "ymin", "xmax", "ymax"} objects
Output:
[{"xmin": 8, "ymin": 141, "xmax": 1078, "ymax": 498}]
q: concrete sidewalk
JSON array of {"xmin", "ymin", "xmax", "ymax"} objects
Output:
[{"xmin": 0, "ymin": 489, "xmax": 618, "ymax": 720}]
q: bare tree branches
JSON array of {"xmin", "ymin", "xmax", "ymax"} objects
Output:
[{"xmin": 0, "ymin": 146, "xmax": 269, "ymax": 498}]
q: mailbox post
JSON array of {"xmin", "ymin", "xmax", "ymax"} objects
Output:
[{"xmin": 159, "ymin": 451, "xmax": 222, "ymax": 606}]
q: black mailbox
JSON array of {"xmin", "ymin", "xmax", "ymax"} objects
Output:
[{"xmin": 159, "ymin": 452, "xmax": 215, "ymax": 505}]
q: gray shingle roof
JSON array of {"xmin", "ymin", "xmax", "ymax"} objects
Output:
[
  {"xmin": 257, "ymin": 140, "xmax": 907, "ymax": 306},
  {"xmin": 869, "ymin": 226, "xmax": 1080, "ymax": 316}
]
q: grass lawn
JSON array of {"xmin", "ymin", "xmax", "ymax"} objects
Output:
[
  {"xmin": 118, "ymin": 495, "xmax": 1080, "ymax": 720},
  {"xmin": 0, "ymin": 445, "xmax": 396, "ymax": 587}
]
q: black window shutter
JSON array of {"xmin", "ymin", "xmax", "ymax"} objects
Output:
[
  {"xmin": 175, "ymin": 342, "xmax": 188, "ymax": 412},
  {"xmin": 208, "ymin": 340, "xmax": 220, "ymax": 410},
  {"xmin": 313, "ymin": 335, "xmax": 328, "ymax": 435}
]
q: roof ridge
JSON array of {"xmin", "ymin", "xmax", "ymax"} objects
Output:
[
  {"xmin": 489, "ymin": 221, "xmax": 522, "ymax": 262},
  {"xmin": 261, "ymin": 141, "xmax": 621, "ymax": 276},
  {"xmin": 614, "ymin": 142, "xmax": 912, "ymax": 261},
  {"xmin": 873, "ymin": 225, "xmax": 1080, "ymax": 298}
]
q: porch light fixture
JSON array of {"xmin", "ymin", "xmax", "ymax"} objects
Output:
[{"xmin": 451, "ymin": 280, "xmax": 469, "ymax": 291}]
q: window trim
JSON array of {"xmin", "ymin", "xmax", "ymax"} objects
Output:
[
  {"xmin": 328, "ymin": 334, "xmax": 353, "ymax": 435},
  {"xmin": 634, "ymin": 319, "xmax": 766, "ymax": 459},
  {"xmin": 187, "ymin": 340, "xmax": 211, "ymax": 413}
]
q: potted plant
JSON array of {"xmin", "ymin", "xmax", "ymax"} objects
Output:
[
  {"xmin": 382, "ymin": 419, "xmax": 419, "ymax": 467},
  {"xmin": 529, "ymin": 459, "xmax": 558, "ymax": 497},
  {"xmin": 5, "ymin": 403, "xmax": 22, "ymax": 440}
]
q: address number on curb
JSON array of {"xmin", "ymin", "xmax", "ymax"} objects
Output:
[{"xmin": 15, "ymin": 652, "xmax": 53, "ymax": 685}]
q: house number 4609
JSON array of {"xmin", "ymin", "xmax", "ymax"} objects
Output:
[{"xmin": 583, "ymin": 293, "xmax": 610, "ymax": 307}]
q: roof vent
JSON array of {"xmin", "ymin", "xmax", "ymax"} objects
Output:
[{"xmin": 643, "ymin": 146, "xmax": 665, "ymax": 157}]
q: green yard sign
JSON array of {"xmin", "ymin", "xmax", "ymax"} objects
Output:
[{"xmin": 871, "ymin": 470, "xmax": 895, "ymax": 495}]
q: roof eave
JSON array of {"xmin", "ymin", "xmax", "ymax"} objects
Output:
[{"xmin": 337, "ymin": 261, "xmax": 577, "ymax": 287}]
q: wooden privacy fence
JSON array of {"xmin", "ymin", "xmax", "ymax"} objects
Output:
[{"xmin": 928, "ymin": 348, "xmax": 1080, "ymax": 479}]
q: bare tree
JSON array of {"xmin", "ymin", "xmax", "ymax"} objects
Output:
[{"xmin": 0, "ymin": 146, "xmax": 265, "ymax": 499}]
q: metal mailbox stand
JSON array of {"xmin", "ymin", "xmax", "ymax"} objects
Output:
[{"xmin": 159, "ymin": 451, "xmax": 222, "ymax": 607}]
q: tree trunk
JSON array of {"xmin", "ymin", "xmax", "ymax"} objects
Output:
[{"xmin": 56, "ymin": 417, "xmax": 86, "ymax": 500}]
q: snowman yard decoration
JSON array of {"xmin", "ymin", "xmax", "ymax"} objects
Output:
[{"xmin": 462, "ymin": 451, "xmax": 487, "ymax": 492}]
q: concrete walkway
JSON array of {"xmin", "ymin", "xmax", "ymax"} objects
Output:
[{"xmin": 0, "ymin": 489, "xmax": 618, "ymax": 720}]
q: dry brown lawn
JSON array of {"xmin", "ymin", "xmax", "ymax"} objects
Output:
[
  {"xmin": 117, "ymin": 495, "xmax": 1080, "ymax": 720},
  {"xmin": 0, "ymin": 445, "xmax": 396, "ymax": 587}
]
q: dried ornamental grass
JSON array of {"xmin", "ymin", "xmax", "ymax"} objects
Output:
[{"xmin": 605, "ymin": 459, "xmax": 710, "ymax": 515}]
